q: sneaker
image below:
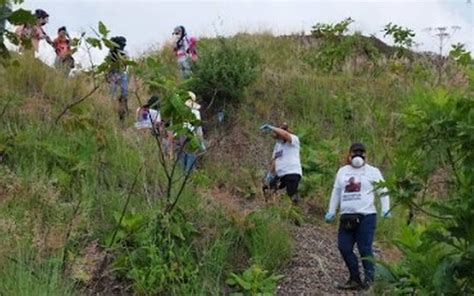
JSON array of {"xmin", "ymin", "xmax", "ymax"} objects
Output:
[{"xmin": 336, "ymin": 278, "xmax": 364, "ymax": 290}]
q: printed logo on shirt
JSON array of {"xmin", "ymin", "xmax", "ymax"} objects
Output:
[
  {"xmin": 344, "ymin": 176, "xmax": 361, "ymax": 193},
  {"xmin": 274, "ymin": 150, "xmax": 283, "ymax": 159}
]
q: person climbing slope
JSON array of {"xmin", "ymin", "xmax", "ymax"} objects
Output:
[
  {"xmin": 260, "ymin": 122, "xmax": 302, "ymax": 204},
  {"xmin": 324, "ymin": 142, "xmax": 391, "ymax": 290},
  {"xmin": 106, "ymin": 36, "xmax": 129, "ymax": 121},
  {"xmin": 172, "ymin": 25, "xmax": 192, "ymax": 78},
  {"xmin": 52, "ymin": 26, "xmax": 74, "ymax": 75},
  {"xmin": 15, "ymin": 9, "xmax": 52, "ymax": 53}
]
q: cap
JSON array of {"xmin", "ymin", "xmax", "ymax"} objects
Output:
[{"xmin": 350, "ymin": 142, "xmax": 366, "ymax": 153}]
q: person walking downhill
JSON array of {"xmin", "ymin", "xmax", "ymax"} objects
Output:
[
  {"xmin": 260, "ymin": 122, "xmax": 302, "ymax": 204},
  {"xmin": 15, "ymin": 9, "xmax": 52, "ymax": 53},
  {"xmin": 172, "ymin": 25, "xmax": 192, "ymax": 79},
  {"xmin": 106, "ymin": 36, "xmax": 129, "ymax": 121},
  {"xmin": 324, "ymin": 143, "xmax": 391, "ymax": 290},
  {"xmin": 52, "ymin": 26, "xmax": 74, "ymax": 75}
]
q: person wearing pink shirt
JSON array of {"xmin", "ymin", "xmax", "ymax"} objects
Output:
[
  {"xmin": 53, "ymin": 26, "xmax": 74, "ymax": 75},
  {"xmin": 15, "ymin": 9, "xmax": 52, "ymax": 53}
]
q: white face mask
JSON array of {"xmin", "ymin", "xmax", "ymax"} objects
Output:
[{"xmin": 351, "ymin": 156, "xmax": 365, "ymax": 168}]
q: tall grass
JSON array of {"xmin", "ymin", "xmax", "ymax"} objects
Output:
[{"xmin": 0, "ymin": 250, "xmax": 74, "ymax": 296}]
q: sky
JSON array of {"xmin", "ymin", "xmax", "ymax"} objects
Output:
[{"xmin": 8, "ymin": 0, "xmax": 474, "ymax": 67}]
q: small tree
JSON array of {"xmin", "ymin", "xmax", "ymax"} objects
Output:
[
  {"xmin": 382, "ymin": 23, "xmax": 415, "ymax": 57},
  {"xmin": 377, "ymin": 88, "xmax": 474, "ymax": 294},
  {"xmin": 309, "ymin": 18, "xmax": 379, "ymax": 72}
]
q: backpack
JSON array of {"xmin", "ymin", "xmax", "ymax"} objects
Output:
[{"xmin": 188, "ymin": 36, "xmax": 198, "ymax": 61}]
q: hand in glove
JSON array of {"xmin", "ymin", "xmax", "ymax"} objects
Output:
[
  {"xmin": 259, "ymin": 124, "xmax": 275, "ymax": 132},
  {"xmin": 381, "ymin": 211, "xmax": 392, "ymax": 218},
  {"xmin": 324, "ymin": 212, "xmax": 335, "ymax": 223}
]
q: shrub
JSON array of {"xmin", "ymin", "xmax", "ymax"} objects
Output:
[
  {"xmin": 377, "ymin": 87, "xmax": 474, "ymax": 294},
  {"xmin": 189, "ymin": 38, "xmax": 260, "ymax": 109}
]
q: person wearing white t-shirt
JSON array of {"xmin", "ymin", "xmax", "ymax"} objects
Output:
[
  {"xmin": 134, "ymin": 96, "xmax": 161, "ymax": 130},
  {"xmin": 177, "ymin": 91, "xmax": 205, "ymax": 173},
  {"xmin": 324, "ymin": 143, "xmax": 391, "ymax": 290},
  {"xmin": 260, "ymin": 122, "xmax": 302, "ymax": 204}
]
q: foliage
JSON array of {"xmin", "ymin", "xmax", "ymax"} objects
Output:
[
  {"xmin": 383, "ymin": 23, "xmax": 415, "ymax": 57},
  {"xmin": 378, "ymin": 87, "xmax": 474, "ymax": 294},
  {"xmin": 309, "ymin": 18, "xmax": 379, "ymax": 72},
  {"xmin": 311, "ymin": 17, "xmax": 354, "ymax": 38},
  {"xmin": 449, "ymin": 43, "xmax": 472, "ymax": 66},
  {"xmin": 111, "ymin": 209, "xmax": 200, "ymax": 294},
  {"xmin": 226, "ymin": 264, "xmax": 283, "ymax": 295},
  {"xmin": 189, "ymin": 37, "xmax": 260, "ymax": 109}
]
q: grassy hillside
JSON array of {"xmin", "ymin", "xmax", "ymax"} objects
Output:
[{"xmin": 0, "ymin": 31, "xmax": 472, "ymax": 295}]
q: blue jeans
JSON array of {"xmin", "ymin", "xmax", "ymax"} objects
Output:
[
  {"xmin": 109, "ymin": 71, "xmax": 129, "ymax": 99},
  {"xmin": 338, "ymin": 214, "xmax": 376, "ymax": 282},
  {"xmin": 178, "ymin": 152, "xmax": 196, "ymax": 174}
]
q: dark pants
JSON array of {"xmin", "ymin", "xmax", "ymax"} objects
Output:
[
  {"xmin": 338, "ymin": 213, "xmax": 376, "ymax": 283},
  {"xmin": 270, "ymin": 174, "xmax": 301, "ymax": 196}
]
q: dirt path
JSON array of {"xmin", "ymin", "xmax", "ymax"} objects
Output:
[{"xmin": 277, "ymin": 223, "xmax": 381, "ymax": 296}]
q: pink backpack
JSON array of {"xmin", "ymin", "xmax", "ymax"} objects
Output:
[{"xmin": 188, "ymin": 36, "xmax": 198, "ymax": 61}]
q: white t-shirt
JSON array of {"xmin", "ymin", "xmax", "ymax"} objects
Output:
[
  {"xmin": 134, "ymin": 108, "xmax": 160, "ymax": 129},
  {"xmin": 328, "ymin": 164, "xmax": 390, "ymax": 215},
  {"xmin": 272, "ymin": 134, "xmax": 302, "ymax": 177},
  {"xmin": 184, "ymin": 108, "xmax": 203, "ymax": 136}
]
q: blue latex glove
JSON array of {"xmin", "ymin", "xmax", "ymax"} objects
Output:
[
  {"xmin": 324, "ymin": 212, "xmax": 335, "ymax": 223},
  {"xmin": 382, "ymin": 211, "xmax": 392, "ymax": 218},
  {"xmin": 259, "ymin": 124, "xmax": 275, "ymax": 132}
]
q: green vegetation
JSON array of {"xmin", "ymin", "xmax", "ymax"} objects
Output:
[
  {"xmin": 227, "ymin": 264, "xmax": 284, "ymax": 295},
  {"xmin": 1, "ymin": 9, "xmax": 473, "ymax": 295},
  {"xmin": 189, "ymin": 37, "xmax": 260, "ymax": 109}
]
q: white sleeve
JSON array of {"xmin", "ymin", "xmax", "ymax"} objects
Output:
[
  {"xmin": 375, "ymin": 168, "xmax": 390, "ymax": 214},
  {"xmin": 289, "ymin": 135, "xmax": 300, "ymax": 147},
  {"xmin": 328, "ymin": 169, "xmax": 342, "ymax": 215}
]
